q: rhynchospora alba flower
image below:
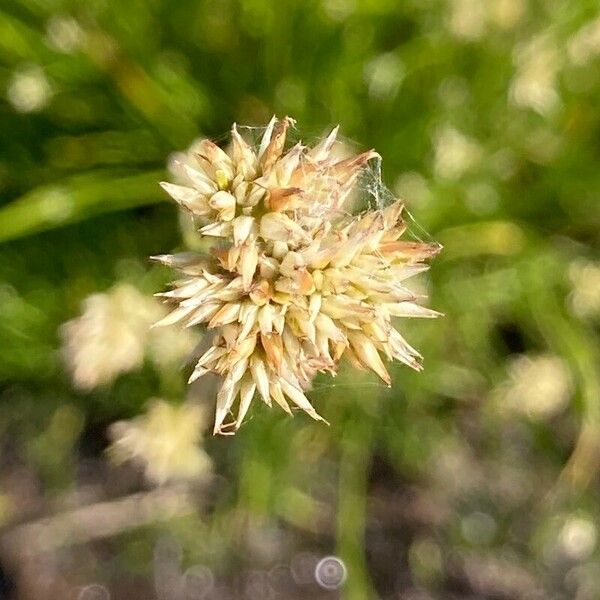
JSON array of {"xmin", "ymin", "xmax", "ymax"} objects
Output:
[
  {"xmin": 154, "ymin": 117, "xmax": 441, "ymax": 434},
  {"xmin": 108, "ymin": 399, "xmax": 212, "ymax": 485},
  {"xmin": 61, "ymin": 283, "xmax": 199, "ymax": 390}
]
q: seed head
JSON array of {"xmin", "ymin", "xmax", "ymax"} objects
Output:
[
  {"xmin": 108, "ymin": 399, "xmax": 211, "ymax": 485},
  {"xmin": 155, "ymin": 117, "xmax": 441, "ymax": 433},
  {"xmin": 61, "ymin": 283, "xmax": 199, "ymax": 390}
]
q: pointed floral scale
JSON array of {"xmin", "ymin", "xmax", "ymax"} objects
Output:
[{"xmin": 156, "ymin": 117, "xmax": 441, "ymax": 433}]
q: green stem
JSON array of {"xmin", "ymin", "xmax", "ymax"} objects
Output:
[{"xmin": 337, "ymin": 415, "xmax": 377, "ymax": 600}]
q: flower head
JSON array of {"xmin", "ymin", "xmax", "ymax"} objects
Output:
[
  {"xmin": 108, "ymin": 399, "xmax": 211, "ymax": 485},
  {"xmin": 497, "ymin": 353, "xmax": 572, "ymax": 420},
  {"xmin": 155, "ymin": 117, "xmax": 441, "ymax": 433},
  {"xmin": 61, "ymin": 283, "xmax": 198, "ymax": 390},
  {"xmin": 61, "ymin": 284, "xmax": 155, "ymax": 389}
]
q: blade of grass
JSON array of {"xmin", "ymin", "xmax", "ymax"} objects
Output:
[{"xmin": 0, "ymin": 169, "xmax": 165, "ymax": 243}]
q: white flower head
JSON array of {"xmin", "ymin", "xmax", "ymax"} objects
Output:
[
  {"xmin": 568, "ymin": 16, "xmax": 600, "ymax": 66},
  {"xmin": 433, "ymin": 126, "xmax": 482, "ymax": 180},
  {"xmin": 510, "ymin": 34, "xmax": 562, "ymax": 117},
  {"xmin": 108, "ymin": 399, "xmax": 212, "ymax": 485},
  {"xmin": 155, "ymin": 117, "xmax": 441, "ymax": 433},
  {"xmin": 61, "ymin": 283, "xmax": 198, "ymax": 390},
  {"xmin": 7, "ymin": 65, "xmax": 52, "ymax": 113},
  {"xmin": 568, "ymin": 259, "xmax": 600, "ymax": 319},
  {"xmin": 498, "ymin": 353, "xmax": 573, "ymax": 420}
]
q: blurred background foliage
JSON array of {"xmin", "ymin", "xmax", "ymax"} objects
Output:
[{"xmin": 1, "ymin": 0, "xmax": 600, "ymax": 598}]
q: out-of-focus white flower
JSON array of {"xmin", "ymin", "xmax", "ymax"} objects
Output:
[
  {"xmin": 37, "ymin": 186, "xmax": 74, "ymax": 223},
  {"xmin": 449, "ymin": 0, "xmax": 525, "ymax": 39},
  {"xmin": 559, "ymin": 515, "xmax": 597, "ymax": 561},
  {"xmin": 510, "ymin": 34, "xmax": 562, "ymax": 117},
  {"xmin": 156, "ymin": 117, "xmax": 441, "ymax": 433},
  {"xmin": 568, "ymin": 260, "xmax": 600, "ymax": 319},
  {"xmin": 7, "ymin": 65, "xmax": 52, "ymax": 113},
  {"xmin": 45, "ymin": 15, "xmax": 85, "ymax": 54},
  {"xmin": 108, "ymin": 400, "xmax": 212, "ymax": 485},
  {"xmin": 568, "ymin": 16, "xmax": 600, "ymax": 65},
  {"xmin": 433, "ymin": 126, "xmax": 482, "ymax": 180},
  {"xmin": 61, "ymin": 283, "xmax": 198, "ymax": 390},
  {"xmin": 499, "ymin": 354, "xmax": 573, "ymax": 420},
  {"xmin": 61, "ymin": 284, "xmax": 154, "ymax": 390},
  {"xmin": 364, "ymin": 53, "xmax": 404, "ymax": 100},
  {"xmin": 449, "ymin": 0, "xmax": 486, "ymax": 40},
  {"xmin": 488, "ymin": 0, "xmax": 525, "ymax": 30}
]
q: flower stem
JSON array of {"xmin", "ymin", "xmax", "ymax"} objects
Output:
[{"xmin": 336, "ymin": 413, "xmax": 377, "ymax": 600}]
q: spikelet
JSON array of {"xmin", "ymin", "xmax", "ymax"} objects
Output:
[{"xmin": 155, "ymin": 117, "xmax": 441, "ymax": 433}]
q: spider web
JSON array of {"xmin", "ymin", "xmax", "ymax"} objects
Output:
[{"xmin": 236, "ymin": 121, "xmax": 436, "ymax": 242}]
